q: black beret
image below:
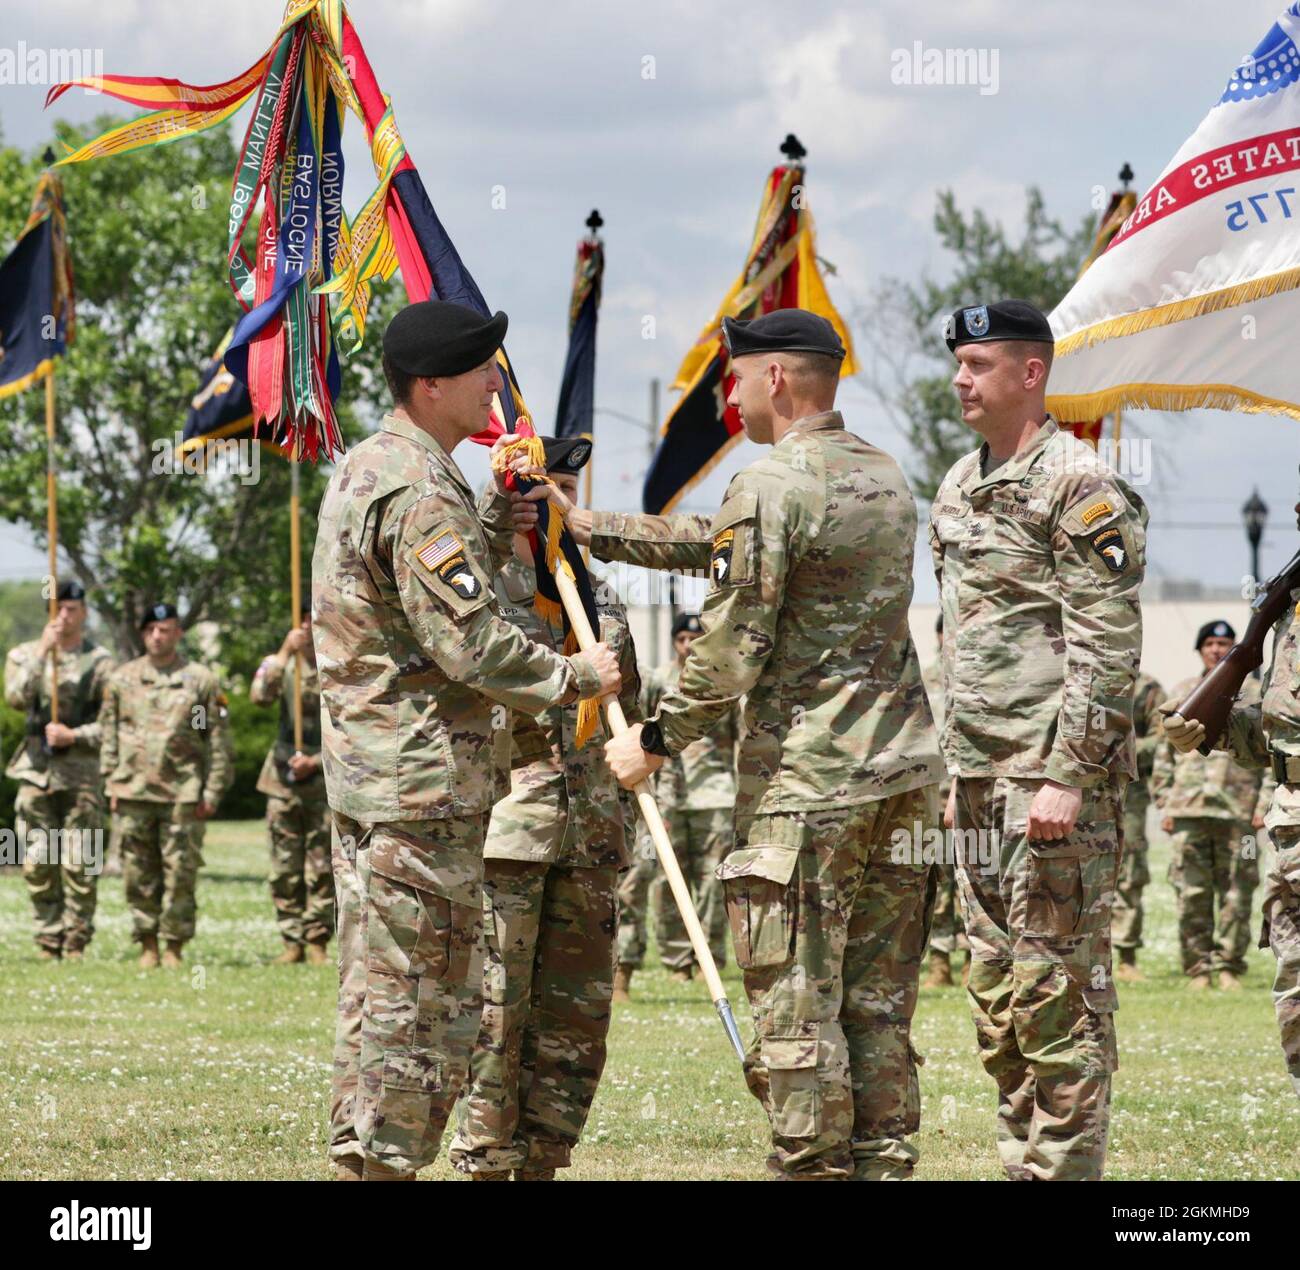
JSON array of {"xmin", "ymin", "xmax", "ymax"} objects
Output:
[
  {"xmin": 945, "ymin": 300, "xmax": 1054, "ymax": 353},
  {"xmin": 140, "ymin": 602, "xmax": 178, "ymax": 630},
  {"xmin": 1195, "ymin": 620, "xmax": 1236, "ymax": 649},
  {"xmin": 382, "ymin": 300, "xmax": 508, "ymax": 378},
  {"xmin": 722, "ymin": 309, "xmax": 845, "ymax": 361},
  {"xmin": 540, "ymin": 434, "xmax": 592, "ymax": 473},
  {"xmin": 56, "ymin": 580, "xmax": 85, "ymax": 602},
  {"xmin": 672, "ymin": 612, "xmax": 704, "ymax": 638}
]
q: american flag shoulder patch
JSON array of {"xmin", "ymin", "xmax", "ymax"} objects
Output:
[{"xmin": 415, "ymin": 530, "xmax": 463, "ymax": 574}]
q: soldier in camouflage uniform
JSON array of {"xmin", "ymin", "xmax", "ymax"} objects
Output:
[
  {"xmin": 250, "ymin": 611, "xmax": 333, "ymax": 965},
  {"xmin": 532, "ymin": 310, "xmax": 945, "ymax": 1180},
  {"xmin": 1164, "ymin": 516, "xmax": 1300, "ymax": 1099},
  {"xmin": 1152, "ymin": 622, "xmax": 1264, "ymax": 990},
  {"xmin": 921, "ymin": 615, "xmax": 969, "ymax": 988},
  {"xmin": 4, "ymin": 581, "xmax": 113, "ymax": 959},
  {"xmin": 1112, "ymin": 671, "xmax": 1165, "ymax": 982},
  {"xmin": 613, "ymin": 612, "xmax": 737, "ymax": 1000},
  {"xmin": 315, "ymin": 301, "xmax": 620, "ymax": 1182},
  {"xmin": 100, "ymin": 603, "xmax": 235, "ymax": 969},
  {"xmin": 929, "ymin": 301, "xmax": 1146, "ymax": 1182},
  {"xmin": 449, "ymin": 435, "xmax": 641, "ymax": 1181}
]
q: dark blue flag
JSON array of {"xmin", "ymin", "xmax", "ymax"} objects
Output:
[{"xmin": 555, "ymin": 216, "xmax": 604, "ymax": 439}]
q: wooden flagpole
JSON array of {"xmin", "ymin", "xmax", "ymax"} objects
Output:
[
  {"xmin": 45, "ymin": 369, "xmax": 59, "ymax": 723},
  {"xmin": 290, "ymin": 456, "xmax": 303, "ymax": 752}
]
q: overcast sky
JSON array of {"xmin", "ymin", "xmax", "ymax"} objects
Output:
[{"xmin": 2, "ymin": 0, "xmax": 1296, "ymax": 603}]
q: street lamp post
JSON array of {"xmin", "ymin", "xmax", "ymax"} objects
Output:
[{"xmin": 1243, "ymin": 488, "xmax": 1268, "ymax": 593}]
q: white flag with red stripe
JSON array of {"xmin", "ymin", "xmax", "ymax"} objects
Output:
[{"xmin": 1048, "ymin": 4, "xmax": 1300, "ymax": 423}]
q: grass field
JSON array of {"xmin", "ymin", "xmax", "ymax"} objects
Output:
[{"xmin": 2, "ymin": 819, "xmax": 1297, "ymax": 1181}]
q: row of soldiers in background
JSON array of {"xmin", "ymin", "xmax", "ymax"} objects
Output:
[{"xmin": 3, "ymin": 586, "xmax": 332, "ymax": 968}]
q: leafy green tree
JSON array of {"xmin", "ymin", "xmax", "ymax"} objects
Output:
[
  {"xmin": 0, "ymin": 117, "xmax": 394, "ymax": 677},
  {"xmin": 859, "ymin": 188, "xmax": 1093, "ymax": 498}
]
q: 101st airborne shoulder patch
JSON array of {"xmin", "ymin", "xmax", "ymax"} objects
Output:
[
  {"xmin": 711, "ymin": 528, "xmax": 735, "ymax": 585},
  {"xmin": 415, "ymin": 530, "xmax": 481, "ymax": 600},
  {"xmin": 1089, "ymin": 525, "xmax": 1129, "ymax": 573}
]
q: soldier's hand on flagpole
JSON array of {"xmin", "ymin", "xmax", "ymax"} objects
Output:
[
  {"xmin": 573, "ymin": 642, "xmax": 621, "ymax": 697},
  {"xmin": 1158, "ymin": 705, "xmax": 1205, "ymax": 754},
  {"xmin": 44, "ymin": 721, "xmax": 75, "ymax": 750},
  {"xmin": 605, "ymin": 724, "xmax": 663, "ymax": 789},
  {"xmin": 38, "ymin": 619, "xmax": 61, "ymax": 657}
]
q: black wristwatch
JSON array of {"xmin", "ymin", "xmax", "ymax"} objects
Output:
[{"xmin": 640, "ymin": 718, "xmax": 671, "ymax": 757}]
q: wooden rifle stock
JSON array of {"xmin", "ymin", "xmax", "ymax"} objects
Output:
[{"xmin": 1177, "ymin": 546, "xmax": 1300, "ymax": 754}]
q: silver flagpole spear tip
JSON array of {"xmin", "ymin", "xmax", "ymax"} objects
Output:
[{"xmin": 715, "ymin": 998, "xmax": 747, "ymax": 1065}]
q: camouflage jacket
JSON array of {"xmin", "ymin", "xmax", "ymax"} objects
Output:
[
  {"xmin": 249, "ymin": 652, "xmax": 326, "ymax": 804},
  {"xmin": 312, "ymin": 414, "xmax": 603, "ymax": 824},
  {"xmin": 99, "ymin": 654, "xmax": 234, "ymax": 806},
  {"xmin": 643, "ymin": 659, "xmax": 738, "ymax": 811},
  {"xmin": 1132, "ymin": 672, "xmax": 1166, "ymax": 786},
  {"xmin": 929, "ymin": 417, "xmax": 1147, "ymax": 787},
  {"xmin": 4, "ymin": 639, "xmax": 114, "ymax": 792},
  {"xmin": 1154, "ymin": 674, "xmax": 1264, "ymax": 821},
  {"xmin": 591, "ymin": 410, "xmax": 943, "ymax": 818},
  {"xmin": 482, "ymin": 556, "xmax": 641, "ymax": 868}
]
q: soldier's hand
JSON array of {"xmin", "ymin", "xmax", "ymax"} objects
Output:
[
  {"xmin": 282, "ymin": 627, "xmax": 310, "ymax": 656},
  {"xmin": 288, "ymin": 752, "xmax": 318, "ymax": 780},
  {"xmin": 37, "ymin": 619, "xmax": 61, "ymax": 656},
  {"xmin": 44, "ymin": 721, "xmax": 76, "ymax": 749},
  {"xmin": 944, "ymin": 778, "xmax": 957, "ymax": 830},
  {"xmin": 195, "ymin": 800, "xmax": 215, "ymax": 821},
  {"xmin": 1026, "ymin": 780, "xmax": 1082, "ymax": 843},
  {"xmin": 576, "ymin": 642, "xmax": 621, "ymax": 697},
  {"xmin": 605, "ymin": 724, "xmax": 662, "ymax": 789},
  {"xmin": 1159, "ymin": 706, "xmax": 1205, "ymax": 754},
  {"xmin": 1161, "ymin": 815, "xmax": 1174, "ymax": 833},
  {"xmin": 489, "ymin": 433, "xmax": 546, "ymax": 491}
]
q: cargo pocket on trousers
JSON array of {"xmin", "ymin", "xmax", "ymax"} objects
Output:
[
  {"xmin": 1023, "ymin": 833, "xmax": 1113, "ymax": 940},
  {"xmin": 761, "ymin": 1024, "xmax": 821, "ymax": 1140},
  {"xmin": 366, "ymin": 1049, "xmax": 445, "ymax": 1159},
  {"xmin": 717, "ymin": 846, "xmax": 799, "ymax": 970},
  {"xmin": 1073, "ymin": 982, "xmax": 1119, "ymax": 1076}
]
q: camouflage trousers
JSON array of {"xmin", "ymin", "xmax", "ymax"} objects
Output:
[
  {"xmin": 1112, "ymin": 786, "xmax": 1152, "ymax": 951},
  {"xmin": 450, "ymin": 860, "xmax": 617, "ymax": 1174},
  {"xmin": 615, "ymin": 808, "xmax": 731, "ymax": 971},
  {"xmin": 722, "ymin": 784, "xmax": 938, "ymax": 1180},
  {"xmin": 17, "ymin": 784, "xmax": 103, "ymax": 953},
  {"xmin": 266, "ymin": 795, "xmax": 335, "ymax": 946},
  {"xmin": 328, "ymin": 811, "xmax": 486, "ymax": 1175},
  {"xmin": 1260, "ymin": 822, "xmax": 1300, "ymax": 1100},
  {"xmin": 1171, "ymin": 816, "xmax": 1259, "ymax": 978},
  {"xmin": 928, "ymin": 852, "xmax": 969, "ymax": 956},
  {"xmin": 116, "ymin": 799, "xmax": 203, "ymax": 946},
  {"xmin": 954, "ymin": 776, "xmax": 1121, "ymax": 1182}
]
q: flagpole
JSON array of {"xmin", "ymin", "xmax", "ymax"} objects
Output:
[
  {"xmin": 290, "ymin": 455, "xmax": 303, "ymax": 753},
  {"xmin": 550, "ymin": 565, "xmax": 746, "ymax": 1065},
  {"xmin": 45, "ymin": 368, "xmax": 59, "ymax": 723}
]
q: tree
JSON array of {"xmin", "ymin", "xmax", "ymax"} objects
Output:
[
  {"xmin": 859, "ymin": 188, "xmax": 1094, "ymax": 498},
  {"xmin": 0, "ymin": 117, "xmax": 394, "ymax": 677}
]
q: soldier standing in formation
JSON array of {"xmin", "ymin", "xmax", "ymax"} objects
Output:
[
  {"xmin": 1112, "ymin": 670, "xmax": 1165, "ymax": 984},
  {"xmin": 315, "ymin": 301, "xmax": 620, "ymax": 1182},
  {"xmin": 1153, "ymin": 621, "xmax": 1266, "ymax": 991},
  {"xmin": 1163, "ymin": 508, "xmax": 1300, "ymax": 1099},
  {"xmin": 99, "ymin": 603, "xmax": 234, "ymax": 968},
  {"xmin": 530, "ymin": 309, "xmax": 944, "ymax": 1181},
  {"xmin": 250, "ymin": 609, "xmax": 334, "ymax": 966},
  {"xmin": 613, "ymin": 611, "xmax": 737, "ymax": 1000},
  {"xmin": 4, "ymin": 580, "xmax": 114, "ymax": 960},
  {"xmin": 921, "ymin": 614, "xmax": 969, "ymax": 988},
  {"xmin": 930, "ymin": 301, "xmax": 1147, "ymax": 1181},
  {"xmin": 449, "ymin": 434, "xmax": 640, "ymax": 1181}
]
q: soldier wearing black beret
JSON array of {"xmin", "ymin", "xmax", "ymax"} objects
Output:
[{"xmin": 315, "ymin": 299, "xmax": 622, "ymax": 1180}]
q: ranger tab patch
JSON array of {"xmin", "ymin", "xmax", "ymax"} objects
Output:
[
  {"xmin": 711, "ymin": 528, "xmax": 735, "ymax": 585},
  {"xmin": 1080, "ymin": 500, "xmax": 1114, "ymax": 527},
  {"xmin": 1089, "ymin": 526, "xmax": 1128, "ymax": 573}
]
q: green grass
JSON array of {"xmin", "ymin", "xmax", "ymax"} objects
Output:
[{"xmin": 1, "ymin": 821, "xmax": 1296, "ymax": 1180}]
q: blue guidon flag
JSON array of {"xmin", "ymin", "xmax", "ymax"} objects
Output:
[{"xmin": 0, "ymin": 168, "xmax": 75, "ymax": 400}]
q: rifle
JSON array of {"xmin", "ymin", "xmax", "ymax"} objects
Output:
[{"xmin": 1175, "ymin": 545, "xmax": 1300, "ymax": 754}]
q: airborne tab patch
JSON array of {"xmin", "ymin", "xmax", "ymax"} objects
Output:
[
  {"xmin": 1089, "ymin": 526, "xmax": 1128, "ymax": 573},
  {"xmin": 1081, "ymin": 500, "xmax": 1114, "ymax": 527},
  {"xmin": 711, "ymin": 528, "xmax": 735, "ymax": 585}
]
